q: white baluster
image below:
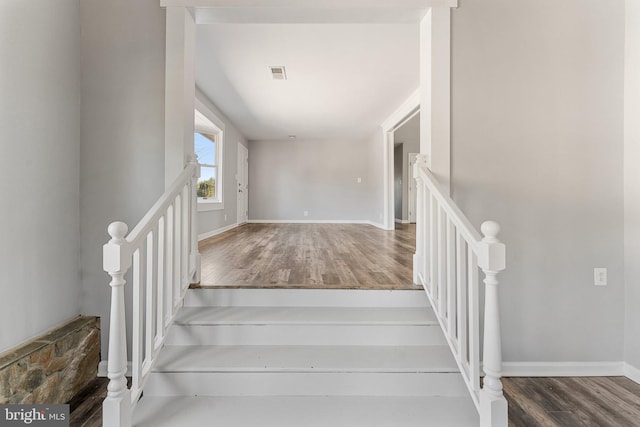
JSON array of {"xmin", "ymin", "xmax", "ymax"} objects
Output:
[
  {"xmin": 103, "ymin": 221, "xmax": 132, "ymax": 427},
  {"xmin": 478, "ymin": 220, "xmax": 507, "ymax": 427},
  {"xmin": 189, "ymin": 155, "xmax": 201, "ymax": 284}
]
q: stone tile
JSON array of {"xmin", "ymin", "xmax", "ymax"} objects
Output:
[
  {"xmin": 0, "ymin": 316, "xmax": 100, "ymax": 405},
  {"xmin": 0, "ymin": 341, "xmax": 48, "ymax": 370},
  {"xmin": 39, "ymin": 317, "xmax": 96, "ymax": 344}
]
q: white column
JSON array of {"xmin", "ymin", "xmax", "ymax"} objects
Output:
[
  {"xmin": 165, "ymin": 6, "xmax": 196, "ymax": 188},
  {"xmin": 478, "ymin": 221, "xmax": 508, "ymax": 427},
  {"xmin": 102, "ymin": 222, "xmax": 132, "ymax": 427},
  {"xmin": 420, "ymin": 7, "xmax": 451, "ymax": 194}
]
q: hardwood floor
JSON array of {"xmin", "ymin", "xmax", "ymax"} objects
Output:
[
  {"xmin": 68, "ymin": 377, "xmax": 108, "ymax": 427},
  {"xmin": 196, "ymin": 223, "xmax": 420, "ymax": 290},
  {"xmin": 503, "ymin": 376, "xmax": 640, "ymax": 426},
  {"xmin": 73, "ymin": 376, "xmax": 640, "ymax": 426}
]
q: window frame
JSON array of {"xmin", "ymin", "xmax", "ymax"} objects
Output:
[{"xmin": 194, "ymin": 104, "xmax": 224, "ymax": 212}]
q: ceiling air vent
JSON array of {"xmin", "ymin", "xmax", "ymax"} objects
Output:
[{"xmin": 270, "ymin": 66, "xmax": 287, "ymax": 80}]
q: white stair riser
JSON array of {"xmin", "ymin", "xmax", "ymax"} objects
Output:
[
  {"xmin": 144, "ymin": 372, "xmax": 468, "ymax": 397},
  {"xmin": 133, "ymin": 396, "xmax": 480, "ymax": 427},
  {"xmin": 165, "ymin": 324, "xmax": 446, "ymax": 346},
  {"xmin": 185, "ymin": 288, "xmax": 428, "ymax": 308}
]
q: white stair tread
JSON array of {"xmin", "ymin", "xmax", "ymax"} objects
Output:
[
  {"xmin": 133, "ymin": 396, "xmax": 478, "ymax": 427},
  {"xmin": 174, "ymin": 306, "xmax": 437, "ymax": 325},
  {"xmin": 154, "ymin": 345, "xmax": 458, "ymax": 373}
]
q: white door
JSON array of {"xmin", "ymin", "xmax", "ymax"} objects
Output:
[
  {"xmin": 237, "ymin": 144, "xmax": 249, "ymax": 224},
  {"xmin": 408, "ymin": 153, "xmax": 418, "ymax": 223}
]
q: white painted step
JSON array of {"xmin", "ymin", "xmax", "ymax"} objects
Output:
[
  {"xmin": 165, "ymin": 306, "xmax": 445, "ymax": 346},
  {"xmin": 143, "ymin": 371, "xmax": 469, "ymax": 397},
  {"xmin": 165, "ymin": 323, "xmax": 445, "ymax": 346},
  {"xmin": 174, "ymin": 306, "xmax": 437, "ymax": 325},
  {"xmin": 152, "ymin": 344, "xmax": 457, "ymax": 373},
  {"xmin": 139, "ymin": 288, "xmax": 476, "ymax": 423},
  {"xmin": 133, "ymin": 396, "xmax": 479, "ymax": 427},
  {"xmin": 144, "ymin": 344, "xmax": 465, "ymax": 397},
  {"xmin": 184, "ymin": 288, "xmax": 429, "ymax": 308}
]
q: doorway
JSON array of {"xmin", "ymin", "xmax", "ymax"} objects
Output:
[
  {"xmin": 390, "ymin": 112, "xmax": 420, "ymax": 226},
  {"xmin": 237, "ymin": 143, "xmax": 249, "ymax": 224}
]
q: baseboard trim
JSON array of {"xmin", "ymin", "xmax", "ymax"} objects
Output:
[
  {"xmin": 248, "ymin": 220, "xmax": 387, "ymax": 229},
  {"xmin": 502, "ymin": 361, "xmax": 625, "ymax": 377},
  {"xmin": 198, "ymin": 222, "xmax": 242, "ymax": 241},
  {"xmin": 394, "ymin": 219, "xmax": 410, "ymax": 224},
  {"xmin": 624, "ymin": 362, "xmax": 640, "ymax": 384},
  {"xmin": 98, "ymin": 361, "xmax": 132, "ymax": 377},
  {"xmin": 367, "ymin": 221, "xmax": 387, "ymax": 230}
]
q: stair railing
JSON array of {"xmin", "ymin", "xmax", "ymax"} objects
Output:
[
  {"xmin": 102, "ymin": 156, "xmax": 201, "ymax": 427},
  {"xmin": 412, "ymin": 154, "xmax": 507, "ymax": 427}
]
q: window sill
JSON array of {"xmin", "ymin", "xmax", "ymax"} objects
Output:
[{"xmin": 198, "ymin": 199, "xmax": 224, "ymax": 212}]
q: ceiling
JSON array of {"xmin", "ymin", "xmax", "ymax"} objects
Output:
[{"xmin": 195, "ymin": 22, "xmax": 420, "ymax": 141}]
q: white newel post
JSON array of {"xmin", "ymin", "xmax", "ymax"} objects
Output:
[
  {"xmin": 188, "ymin": 155, "xmax": 201, "ymax": 284},
  {"xmin": 103, "ymin": 222, "xmax": 132, "ymax": 427},
  {"xmin": 478, "ymin": 221, "xmax": 507, "ymax": 427}
]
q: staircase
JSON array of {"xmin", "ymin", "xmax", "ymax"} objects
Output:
[{"xmin": 132, "ymin": 288, "xmax": 478, "ymax": 426}]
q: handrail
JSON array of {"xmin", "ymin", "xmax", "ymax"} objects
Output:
[
  {"xmin": 412, "ymin": 155, "xmax": 507, "ymax": 427},
  {"xmin": 102, "ymin": 156, "xmax": 201, "ymax": 427},
  {"xmin": 126, "ymin": 164, "xmax": 197, "ymax": 248}
]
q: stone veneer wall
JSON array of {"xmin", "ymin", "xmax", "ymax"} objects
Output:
[{"xmin": 0, "ymin": 316, "xmax": 100, "ymax": 404}]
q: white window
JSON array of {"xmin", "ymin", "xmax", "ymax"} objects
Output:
[
  {"xmin": 195, "ymin": 107, "xmax": 224, "ymax": 210},
  {"xmin": 195, "ymin": 132, "xmax": 219, "ymax": 200}
]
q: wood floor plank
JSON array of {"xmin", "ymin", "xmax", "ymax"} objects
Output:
[
  {"xmin": 502, "ymin": 377, "xmax": 640, "ymax": 427},
  {"xmin": 197, "ymin": 223, "xmax": 419, "ymax": 290},
  {"xmin": 502, "ymin": 377, "xmax": 563, "ymax": 427},
  {"xmin": 569, "ymin": 377, "xmax": 640, "ymax": 425},
  {"xmin": 609, "ymin": 376, "xmax": 640, "ymax": 398}
]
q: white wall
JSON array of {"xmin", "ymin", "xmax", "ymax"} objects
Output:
[
  {"xmin": 195, "ymin": 89, "xmax": 248, "ymax": 238},
  {"xmin": 0, "ymin": 0, "xmax": 81, "ymax": 352},
  {"xmin": 624, "ymin": 0, "xmax": 640, "ymax": 373},
  {"xmin": 451, "ymin": 0, "xmax": 625, "ymax": 362},
  {"xmin": 249, "ymin": 133, "xmax": 384, "ymax": 225},
  {"xmin": 79, "ymin": 0, "xmax": 166, "ymax": 358},
  {"xmin": 394, "ymin": 114, "xmax": 420, "ymax": 222}
]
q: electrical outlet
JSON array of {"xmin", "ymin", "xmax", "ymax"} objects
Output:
[
  {"xmin": 594, "ymin": 268, "xmax": 607, "ymax": 286},
  {"xmin": 357, "ymin": 177, "xmax": 362, "ymax": 183},
  {"xmin": 304, "ymin": 211, "xmax": 309, "ymax": 217}
]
